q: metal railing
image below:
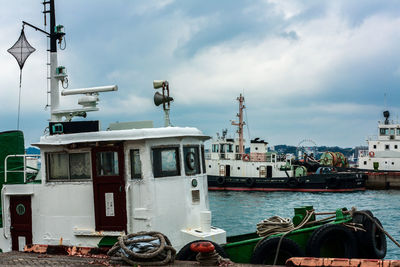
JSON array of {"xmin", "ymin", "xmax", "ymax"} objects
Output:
[{"xmin": 4, "ymin": 154, "xmax": 40, "ymax": 183}]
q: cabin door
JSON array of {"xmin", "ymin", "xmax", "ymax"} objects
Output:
[
  {"xmin": 10, "ymin": 195, "xmax": 32, "ymax": 251},
  {"xmin": 266, "ymin": 166, "xmax": 273, "ymax": 178},
  {"xmin": 92, "ymin": 145, "xmax": 127, "ymax": 231},
  {"xmin": 225, "ymin": 165, "xmax": 231, "ymax": 177}
]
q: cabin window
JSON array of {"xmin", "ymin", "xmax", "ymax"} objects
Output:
[
  {"xmin": 152, "ymin": 147, "xmax": 180, "ymax": 178},
  {"xmin": 385, "ymin": 144, "xmax": 389, "ymax": 150},
  {"xmin": 397, "ymin": 129, "xmax": 400, "ymax": 135},
  {"xmin": 184, "ymin": 146, "xmax": 201, "ymax": 175},
  {"xmin": 380, "ymin": 128, "xmax": 388, "ymax": 135},
  {"xmin": 235, "ymin": 145, "xmax": 239, "ymax": 153},
  {"xmin": 220, "ymin": 144, "xmax": 226, "ymax": 153},
  {"xmin": 201, "ymin": 145, "xmax": 206, "ymax": 173},
  {"xmin": 227, "ymin": 144, "xmax": 233, "ymax": 153},
  {"xmin": 391, "ymin": 129, "xmax": 395, "ymax": 135},
  {"xmin": 212, "ymin": 144, "xmax": 219, "ymax": 153},
  {"xmin": 96, "ymin": 151, "xmax": 119, "ymax": 176},
  {"xmin": 130, "ymin": 149, "xmax": 142, "ymax": 179},
  {"xmin": 47, "ymin": 152, "xmax": 91, "ymax": 181}
]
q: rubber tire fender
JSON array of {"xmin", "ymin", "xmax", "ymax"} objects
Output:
[
  {"xmin": 326, "ymin": 177, "xmax": 339, "ymax": 189},
  {"xmin": 176, "ymin": 240, "xmax": 228, "ymax": 261},
  {"xmin": 245, "ymin": 178, "xmax": 255, "ymax": 187},
  {"xmin": 352, "ymin": 211, "xmax": 387, "ymax": 259},
  {"xmin": 250, "ymin": 237, "xmax": 304, "ymax": 265},
  {"xmin": 286, "ymin": 178, "xmax": 298, "ymax": 188},
  {"xmin": 216, "ymin": 176, "xmax": 225, "ymax": 185},
  {"xmin": 306, "ymin": 223, "xmax": 358, "ymax": 258}
]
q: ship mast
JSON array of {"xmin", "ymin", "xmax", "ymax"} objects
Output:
[
  {"xmin": 231, "ymin": 94, "xmax": 246, "ymax": 157},
  {"xmin": 48, "ymin": 0, "xmax": 61, "ymax": 122}
]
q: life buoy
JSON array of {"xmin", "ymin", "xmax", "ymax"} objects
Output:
[
  {"xmin": 352, "ymin": 210, "xmax": 387, "ymax": 259},
  {"xmin": 186, "ymin": 152, "xmax": 196, "ymax": 170},
  {"xmin": 251, "ymin": 237, "xmax": 304, "ymax": 265},
  {"xmin": 306, "ymin": 224, "xmax": 358, "ymax": 258},
  {"xmin": 216, "ymin": 176, "xmax": 225, "ymax": 185},
  {"xmin": 176, "ymin": 240, "xmax": 227, "ymax": 261},
  {"xmin": 369, "ymin": 151, "xmax": 375, "ymax": 157},
  {"xmin": 243, "ymin": 154, "xmax": 250, "ymax": 161}
]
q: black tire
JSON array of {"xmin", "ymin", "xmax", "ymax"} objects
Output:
[
  {"xmin": 250, "ymin": 237, "xmax": 304, "ymax": 265},
  {"xmin": 286, "ymin": 178, "xmax": 298, "ymax": 188},
  {"xmin": 326, "ymin": 177, "xmax": 339, "ymax": 189},
  {"xmin": 352, "ymin": 211, "xmax": 387, "ymax": 259},
  {"xmin": 216, "ymin": 176, "xmax": 225, "ymax": 185},
  {"xmin": 245, "ymin": 178, "xmax": 255, "ymax": 187},
  {"xmin": 306, "ymin": 224, "xmax": 358, "ymax": 258},
  {"xmin": 176, "ymin": 240, "xmax": 228, "ymax": 261}
]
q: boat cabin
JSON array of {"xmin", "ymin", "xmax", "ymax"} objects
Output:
[{"xmin": 0, "ymin": 126, "xmax": 225, "ymax": 252}]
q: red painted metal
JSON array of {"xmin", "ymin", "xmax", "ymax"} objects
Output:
[
  {"xmin": 190, "ymin": 241, "xmax": 215, "ymax": 253},
  {"xmin": 10, "ymin": 195, "xmax": 32, "ymax": 251},
  {"xmin": 208, "ymin": 187, "xmax": 366, "ymax": 192},
  {"xmin": 91, "ymin": 144, "xmax": 127, "ymax": 231}
]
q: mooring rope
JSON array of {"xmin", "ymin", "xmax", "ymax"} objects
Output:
[
  {"xmin": 272, "ymin": 210, "xmax": 315, "ymax": 266},
  {"xmin": 107, "ymin": 231, "xmax": 176, "ymax": 266},
  {"xmin": 256, "ymin": 216, "xmax": 294, "ymax": 237},
  {"xmin": 195, "ymin": 249, "xmax": 222, "ymax": 265},
  {"xmin": 255, "ymin": 211, "xmax": 315, "ymax": 266}
]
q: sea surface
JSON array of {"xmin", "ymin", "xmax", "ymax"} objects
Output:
[{"xmin": 209, "ymin": 190, "xmax": 400, "ymax": 259}]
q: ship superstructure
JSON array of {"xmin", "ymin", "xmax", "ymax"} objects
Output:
[{"xmin": 358, "ymin": 111, "xmax": 400, "ymax": 171}]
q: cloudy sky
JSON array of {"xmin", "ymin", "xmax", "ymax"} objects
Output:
[{"xmin": 1, "ymin": 0, "xmax": 400, "ymax": 148}]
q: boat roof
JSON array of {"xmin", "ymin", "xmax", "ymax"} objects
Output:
[{"xmin": 33, "ymin": 126, "xmax": 209, "ymax": 146}]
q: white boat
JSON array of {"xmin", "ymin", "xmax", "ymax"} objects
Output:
[
  {"xmin": 206, "ymin": 94, "xmax": 366, "ymax": 192},
  {"xmin": 0, "ymin": 0, "xmax": 225, "ymax": 253},
  {"xmin": 358, "ymin": 110, "xmax": 400, "ymax": 171}
]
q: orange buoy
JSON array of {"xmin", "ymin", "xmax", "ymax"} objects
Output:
[
  {"xmin": 243, "ymin": 154, "xmax": 250, "ymax": 161},
  {"xmin": 190, "ymin": 241, "xmax": 215, "ymax": 253},
  {"xmin": 369, "ymin": 151, "xmax": 375, "ymax": 157}
]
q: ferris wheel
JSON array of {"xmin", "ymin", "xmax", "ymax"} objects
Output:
[{"xmin": 296, "ymin": 139, "xmax": 318, "ymax": 159}]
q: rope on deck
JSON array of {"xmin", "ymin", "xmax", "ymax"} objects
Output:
[{"xmin": 107, "ymin": 231, "xmax": 176, "ymax": 266}]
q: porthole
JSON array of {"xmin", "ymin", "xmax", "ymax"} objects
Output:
[
  {"xmin": 191, "ymin": 179, "xmax": 198, "ymax": 187},
  {"xmin": 237, "ymin": 167, "xmax": 240, "ymax": 170},
  {"xmin": 16, "ymin": 204, "xmax": 26, "ymax": 216},
  {"xmin": 209, "ymin": 165, "xmax": 211, "ymax": 168}
]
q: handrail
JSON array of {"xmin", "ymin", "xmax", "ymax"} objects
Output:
[{"xmin": 4, "ymin": 154, "xmax": 40, "ymax": 183}]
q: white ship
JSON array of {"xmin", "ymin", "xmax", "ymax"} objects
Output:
[
  {"xmin": 0, "ymin": 0, "xmax": 225, "ymax": 253},
  {"xmin": 358, "ymin": 111, "xmax": 400, "ymax": 171},
  {"xmin": 206, "ymin": 95, "xmax": 366, "ymax": 192}
]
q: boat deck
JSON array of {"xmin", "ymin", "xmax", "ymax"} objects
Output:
[{"xmin": 0, "ymin": 251, "xmax": 277, "ymax": 266}]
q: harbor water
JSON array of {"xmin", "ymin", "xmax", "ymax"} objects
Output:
[{"xmin": 209, "ymin": 190, "xmax": 400, "ymax": 259}]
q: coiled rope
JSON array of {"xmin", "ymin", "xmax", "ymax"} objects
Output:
[
  {"xmin": 256, "ymin": 210, "xmax": 315, "ymax": 266},
  {"xmin": 107, "ymin": 231, "xmax": 176, "ymax": 266},
  {"xmin": 196, "ymin": 249, "xmax": 222, "ymax": 265},
  {"xmin": 256, "ymin": 216, "xmax": 294, "ymax": 237}
]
